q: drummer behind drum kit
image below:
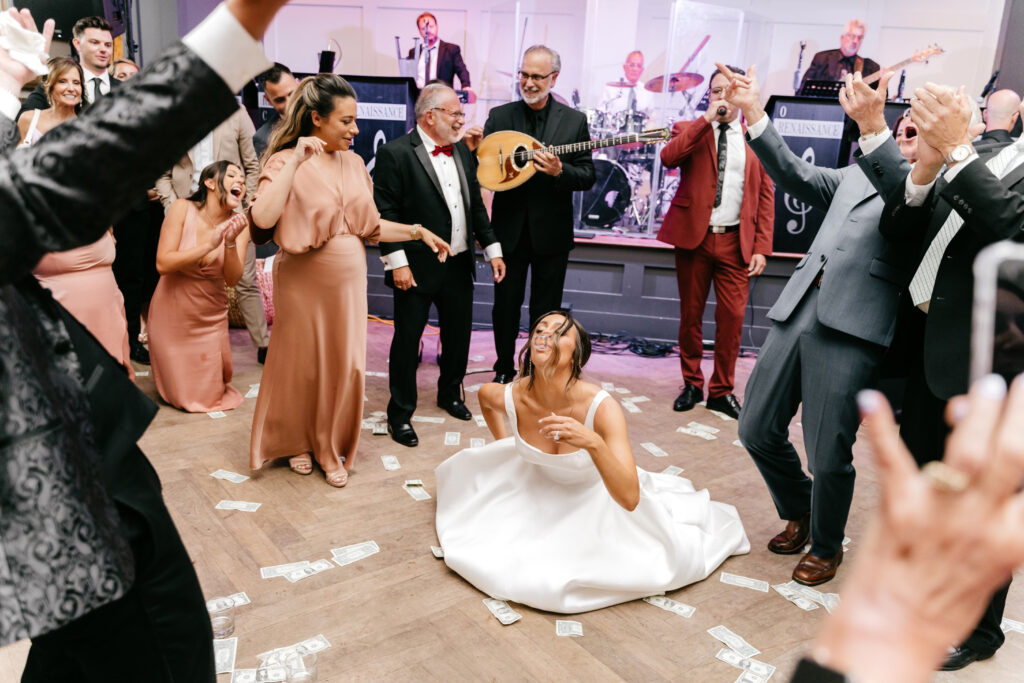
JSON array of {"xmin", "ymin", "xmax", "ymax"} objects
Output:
[{"xmin": 580, "ymin": 69, "xmax": 704, "ymax": 230}]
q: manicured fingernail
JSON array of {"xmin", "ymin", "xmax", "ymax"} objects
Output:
[
  {"xmin": 950, "ymin": 400, "xmax": 969, "ymax": 422},
  {"xmin": 977, "ymin": 373, "xmax": 1007, "ymax": 399},
  {"xmin": 857, "ymin": 390, "xmax": 881, "ymax": 414}
]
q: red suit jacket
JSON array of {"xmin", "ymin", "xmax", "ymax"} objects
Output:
[{"xmin": 656, "ymin": 117, "xmax": 774, "ymax": 263}]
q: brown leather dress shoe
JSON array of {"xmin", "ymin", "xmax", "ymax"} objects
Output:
[
  {"xmin": 792, "ymin": 550, "xmax": 843, "ymax": 586},
  {"xmin": 767, "ymin": 512, "xmax": 811, "ymax": 555}
]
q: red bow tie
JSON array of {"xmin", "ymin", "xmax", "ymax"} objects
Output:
[{"xmin": 431, "ymin": 144, "xmax": 454, "ymax": 157}]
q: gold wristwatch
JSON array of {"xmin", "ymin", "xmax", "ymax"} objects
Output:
[{"xmin": 409, "ymin": 224, "xmax": 422, "ymax": 240}]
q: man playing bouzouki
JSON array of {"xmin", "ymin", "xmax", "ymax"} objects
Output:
[{"xmin": 481, "ymin": 45, "xmax": 595, "ymax": 385}]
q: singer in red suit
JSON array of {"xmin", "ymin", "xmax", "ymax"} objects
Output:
[{"xmin": 657, "ymin": 66, "xmax": 774, "ymax": 418}]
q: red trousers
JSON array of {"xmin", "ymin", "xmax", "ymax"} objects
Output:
[{"xmin": 674, "ymin": 230, "xmax": 749, "ymax": 397}]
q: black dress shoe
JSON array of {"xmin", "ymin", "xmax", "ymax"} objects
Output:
[
  {"xmin": 706, "ymin": 393, "xmax": 742, "ymax": 419},
  {"xmin": 940, "ymin": 645, "xmax": 996, "ymax": 671},
  {"xmin": 130, "ymin": 341, "xmax": 150, "ymax": 365},
  {"xmin": 387, "ymin": 422, "xmax": 418, "ymax": 448},
  {"xmin": 438, "ymin": 398, "xmax": 472, "ymax": 421},
  {"xmin": 493, "ymin": 372, "xmax": 515, "ymax": 384},
  {"xmin": 257, "ymin": 346, "xmax": 268, "ymax": 364},
  {"xmin": 672, "ymin": 385, "xmax": 702, "ymax": 412}
]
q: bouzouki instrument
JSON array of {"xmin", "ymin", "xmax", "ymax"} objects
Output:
[
  {"xmin": 476, "ymin": 128, "xmax": 670, "ymax": 192},
  {"xmin": 862, "ymin": 44, "xmax": 944, "ymax": 85}
]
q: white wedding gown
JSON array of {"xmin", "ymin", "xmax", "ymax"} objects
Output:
[{"xmin": 435, "ymin": 384, "xmax": 750, "ymax": 614}]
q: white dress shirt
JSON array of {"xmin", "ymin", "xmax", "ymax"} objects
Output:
[
  {"xmin": 708, "ymin": 120, "xmax": 747, "ymax": 227},
  {"xmin": 381, "ymin": 125, "xmax": 502, "ymax": 271},
  {"xmin": 416, "ymin": 42, "xmax": 439, "ymax": 89},
  {"xmin": 82, "ymin": 69, "xmax": 111, "ymax": 105}
]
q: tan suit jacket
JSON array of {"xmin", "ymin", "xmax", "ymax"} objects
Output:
[{"xmin": 156, "ymin": 105, "xmax": 259, "ymax": 210}]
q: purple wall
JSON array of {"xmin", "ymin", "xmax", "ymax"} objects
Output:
[{"xmin": 178, "ymin": 0, "xmax": 221, "ymax": 34}]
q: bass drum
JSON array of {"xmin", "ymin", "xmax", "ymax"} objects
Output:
[{"xmin": 580, "ymin": 159, "xmax": 631, "ymax": 229}]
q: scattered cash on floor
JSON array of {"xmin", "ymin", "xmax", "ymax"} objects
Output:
[
  {"xmin": 412, "ymin": 415, "xmax": 445, "ymax": 424},
  {"xmin": 284, "ymin": 558, "xmax": 335, "ymax": 583},
  {"xmin": 372, "ymin": 423, "xmax": 388, "ymax": 435},
  {"xmin": 215, "ymin": 500, "xmax": 260, "ymax": 512},
  {"xmin": 707, "ymin": 409, "xmax": 736, "ymax": 422},
  {"xmin": 474, "ymin": 414, "xmax": 487, "ymax": 428},
  {"xmin": 556, "ymin": 619, "xmax": 584, "ymax": 636},
  {"xmin": 707, "ymin": 625, "xmax": 760, "ymax": 658},
  {"xmin": 331, "ymin": 541, "xmax": 380, "ymax": 567},
  {"xmin": 465, "ymin": 383, "xmax": 484, "ymax": 393},
  {"xmin": 483, "ymin": 598, "xmax": 521, "ymax": 625},
  {"xmin": 615, "ymin": 387, "xmax": 631, "ymax": 395},
  {"xmin": 381, "ymin": 455, "xmax": 401, "ymax": 470},
  {"xmin": 678, "ymin": 427, "xmax": 717, "ymax": 440},
  {"xmin": 687, "ymin": 421, "xmax": 719, "ymax": 434},
  {"xmin": 245, "ymin": 384, "xmax": 259, "ymax": 399},
  {"xmin": 206, "ymin": 592, "xmax": 251, "ymax": 611},
  {"xmin": 403, "ymin": 483, "xmax": 431, "ymax": 501},
  {"xmin": 627, "ymin": 395, "xmax": 650, "ymax": 404},
  {"xmin": 470, "ymin": 438, "xmax": 485, "ymax": 448},
  {"xmin": 207, "ymin": 411, "xmax": 227, "ymax": 419},
  {"xmin": 444, "ymin": 431, "xmax": 462, "ymax": 446},
  {"xmin": 231, "ymin": 670, "xmax": 256, "ymax": 683},
  {"xmin": 366, "ymin": 370, "xmax": 388, "ymax": 377},
  {"xmin": 661, "ymin": 465, "xmax": 685, "ymax": 476},
  {"xmin": 260, "ymin": 561, "xmax": 311, "ymax": 579},
  {"xmin": 211, "ymin": 469, "xmax": 249, "ymax": 484},
  {"xmin": 734, "ymin": 671, "xmax": 770, "ymax": 683},
  {"xmin": 257, "ymin": 634, "xmax": 333, "ymax": 669},
  {"xmin": 431, "ymin": 545, "xmax": 444, "ymax": 559},
  {"xmin": 733, "ymin": 439, "xmax": 745, "ymax": 448},
  {"xmin": 771, "ymin": 583, "xmax": 819, "ymax": 611},
  {"xmin": 643, "ymin": 595, "xmax": 695, "ymax": 618},
  {"xmin": 213, "ymin": 637, "xmax": 237, "ymax": 674},
  {"xmin": 720, "ymin": 572, "xmax": 770, "ymax": 592},
  {"xmin": 135, "ymin": 370, "xmax": 150, "ymax": 377},
  {"xmin": 641, "ymin": 442, "xmax": 669, "ymax": 457},
  {"xmin": 622, "ymin": 401, "xmax": 642, "ymax": 413},
  {"xmin": 715, "ymin": 648, "xmax": 776, "ymax": 679},
  {"xmin": 1001, "ymin": 617, "xmax": 1024, "ymax": 633},
  {"xmin": 601, "ymin": 382, "xmax": 615, "ymax": 392}
]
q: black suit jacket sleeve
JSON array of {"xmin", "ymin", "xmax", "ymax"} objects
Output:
[
  {"xmin": 0, "ymin": 42, "xmax": 241, "ymax": 284},
  {"xmin": 879, "ymin": 189, "xmax": 933, "ymax": 246},
  {"xmin": 553, "ymin": 113, "xmax": 596, "ymax": 192},
  {"xmin": 941, "ymin": 159, "xmax": 1024, "ymax": 242},
  {"xmin": 374, "ymin": 143, "xmax": 407, "ymax": 257},
  {"xmin": 465, "ymin": 145, "xmax": 496, "ymax": 248},
  {"xmin": 448, "ymin": 43, "xmax": 471, "ymax": 88}
]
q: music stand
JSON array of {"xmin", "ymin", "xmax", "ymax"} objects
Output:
[{"xmin": 798, "ymin": 80, "xmax": 843, "ymax": 98}]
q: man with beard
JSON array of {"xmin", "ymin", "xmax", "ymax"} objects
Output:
[
  {"xmin": 374, "ymin": 83, "xmax": 506, "ymax": 446},
  {"xmin": 253, "ymin": 62, "xmax": 299, "ymax": 157},
  {"xmin": 483, "ymin": 45, "xmax": 595, "ymax": 384},
  {"xmin": 799, "ymin": 18, "xmax": 880, "ymax": 93}
]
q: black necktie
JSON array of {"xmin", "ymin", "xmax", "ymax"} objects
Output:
[
  {"xmin": 713, "ymin": 122, "xmax": 728, "ymax": 208},
  {"xmin": 91, "ymin": 78, "xmax": 103, "ymax": 103}
]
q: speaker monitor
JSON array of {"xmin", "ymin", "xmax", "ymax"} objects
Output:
[{"xmin": 18, "ymin": 0, "xmax": 126, "ymax": 41}]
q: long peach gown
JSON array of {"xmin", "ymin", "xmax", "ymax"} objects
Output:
[
  {"xmin": 33, "ymin": 232, "xmax": 133, "ymax": 378},
  {"xmin": 250, "ymin": 148, "xmax": 388, "ymax": 474},
  {"xmin": 148, "ymin": 203, "xmax": 243, "ymax": 413}
]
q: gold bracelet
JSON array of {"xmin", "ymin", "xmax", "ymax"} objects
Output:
[{"xmin": 409, "ymin": 224, "xmax": 422, "ymax": 240}]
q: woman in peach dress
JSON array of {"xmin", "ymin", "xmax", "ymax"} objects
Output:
[
  {"xmin": 28, "ymin": 58, "xmax": 133, "ymax": 376},
  {"xmin": 148, "ymin": 161, "xmax": 250, "ymax": 412},
  {"xmin": 250, "ymin": 74, "xmax": 451, "ymax": 487}
]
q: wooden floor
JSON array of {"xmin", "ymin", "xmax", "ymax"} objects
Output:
[{"xmin": 3, "ymin": 321, "xmax": 1023, "ymax": 682}]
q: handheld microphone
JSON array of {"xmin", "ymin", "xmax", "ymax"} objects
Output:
[
  {"xmin": 981, "ymin": 69, "xmax": 1000, "ymax": 98},
  {"xmin": 717, "ymin": 106, "xmax": 727, "ymax": 116}
]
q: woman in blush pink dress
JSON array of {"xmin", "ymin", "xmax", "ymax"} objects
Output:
[
  {"xmin": 29, "ymin": 57, "xmax": 133, "ymax": 376},
  {"xmin": 249, "ymin": 74, "xmax": 451, "ymax": 487},
  {"xmin": 147, "ymin": 161, "xmax": 249, "ymax": 412}
]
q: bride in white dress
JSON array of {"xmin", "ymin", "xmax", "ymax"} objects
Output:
[{"xmin": 435, "ymin": 311, "xmax": 750, "ymax": 614}]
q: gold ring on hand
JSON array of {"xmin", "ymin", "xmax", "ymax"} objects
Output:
[{"xmin": 922, "ymin": 461, "xmax": 969, "ymax": 493}]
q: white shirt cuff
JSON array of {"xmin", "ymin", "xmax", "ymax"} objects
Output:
[
  {"xmin": 858, "ymin": 128, "xmax": 890, "ymax": 156},
  {"xmin": 0, "ymin": 88, "xmax": 20, "ymax": 120},
  {"xmin": 483, "ymin": 243, "xmax": 503, "ymax": 260},
  {"xmin": 904, "ymin": 166, "xmax": 938, "ymax": 207},
  {"xmin": 746, "ymin": 115, "xmax": 770, "ymax": 140},
  {"xmin": 942, "ymin": 153, "xmax": 980, "ymax": 183},
  {"xmin": 182, "ymin": 3, "xmax": 272, "ymax": 93},
  {"xmin": 380, "ymin": 250, "xmax": 409, "ymax": 271}
]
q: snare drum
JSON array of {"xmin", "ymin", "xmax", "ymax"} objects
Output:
[{"xmin": 580, "ymin": 159, "xmax": 632, "ymax": 228}]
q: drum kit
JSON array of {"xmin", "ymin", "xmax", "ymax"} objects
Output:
[{"xmin": 579, "ymin": 70, "xmax": 703, "ymax": 231}]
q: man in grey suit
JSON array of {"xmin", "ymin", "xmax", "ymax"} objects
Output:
[{"xmin": 718, "ymin": 64, "xmax": 916, "ymax": 585}]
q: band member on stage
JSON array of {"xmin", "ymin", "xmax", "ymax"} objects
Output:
[
  {"xmin": 410, "ymin": 12, "xmax": 473, "ymax": 101},
  {"xmin": 483, "ymin": 45, "xmax": 595, "ymax": 384},
  {"xmin": 799, "ymin": 18, "xmax": 880, "ymax": 92},
  {"xmin": 658, "ymin": 66, "xmax": 774, "ymax": 419},
  {"xmin": 597, "ymin": 50, "xmax": 652, "ymax": 115},
  {"xmin": 374, "ymin": 83, "xmax": 505, "ymax": 446}
]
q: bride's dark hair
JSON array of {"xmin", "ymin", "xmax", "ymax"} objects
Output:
[{"xmin": 517, "ymin": 310, "xmax": 591, "ymax": 391}]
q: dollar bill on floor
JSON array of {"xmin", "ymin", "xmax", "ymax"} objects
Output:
[
  {"xmin": 771, "ymin": 583, "xmax": 819, "ymax": 611},
  {"xmin": 465, "ymin": 383, "xmax": 484, "ymax": 393},
  {"xmin": 643, "ymin": 595, "xmax": 695, "ymax": 618},
  {"xmin": 716, "ymin": 648, "xmax": 777, "ymax": 679},
  {"xmin": 207, "ymin": 411, "xmax": 227, "ymax": 419},
  {"xmin": 470, "ymin": 438, "xmax": 485, "ymax": 448},
  {"xmin": 687, "ymin": 421, "xmax": 720, "ymax": 434},
  {"xmin": 660, "ymin": 465, "xmax": 684, "ymax": 476},
  {"xmin": 213, "ymin": 637, "xmax": 237, "ymax": 675},
  {"xmin": 296, "ymin": 633, "xmax": 332, "ymax": 654},
  {"xmin": 734, "ymin": 671, "xmax": 770, "ymax": 683},
  {"xmin": 628, "ymin": 395, "xmax": 650, "ymax": 404},
  {"xmin": 720, "ymin": 572, "xmax": 770, "ymax": 592},
  {"xmin": 403, "ymin": 483, "xmax": 431, "ymax": 501},
  {"xmin": 601, "ymin": 382, "xmax": 615, "ymax": 392},
  {"xmin": 231, "ymin": 670, "xmax": 257, "ymax": 683},
  {"xmin": 677, "ymin": 427, "xmax": 717, "ymax": 441},
  {"xmin": 556, "ymin": 620, "xmax": 584, "ymax": 637},
  {"xmin": 444, "ymin": 431, "xmax": 461, "ymax": 446},
  {"xmin": 431, "ymin": 545, "xmax": 444, "ymax": 558},
  {"xmin": 733, "ymin": 439, "xmax": 745, "ymax": 448},
  {"xmin": 366, "ymin": 370, "xmax": 388, "ymax": 377},
  {"xmin": 360, "ymin": 419, "xmax": 380, "ymax": 430},
  {"xmin": 784, "ymin": 581, "xmax": 825, "ymax": 606},
  {"xmin": 134, "ymin": 370, "xmax": 150, "ymax": 377},
  {"xmin": 370, "ymin": 410, "xmax": 387, "ymax": 418},
  {"xmin": 405, "ymin": 479, "xmax": 424, "ymax": 486},
  {"xmin": 821, "ymin": 593, "xmax": 841, "ymax": 613},
  {"xmin": 707, "ymin": 625, "xmax": 760, "ymax": 658},
  {"xmin": 1001, "ymin": 617, "xmax": 1024, "ymax": 633},
  {"xmin": 412, "ymin": 415, "xmax": 445, "ymax": 424},
  {"xmin": 372, "ymin": 423, "xmax": 388, "ymax": 435},
  {"xmin": 206, "ymin": 592, "xmax": 251, "ymax": 611},
  {"xmin": 245, "ymin": 384, "xmax": 259, "ymax": 399},
  {"xmin": 260, "ymin": 561, "xmax": 311, "ymax": 579},
  {"xmin": 483, "ymin": 598, "xmax": 521, "ymax": 625},
  {"xmin": 622, "ymin": 400, "xmax": 641, "ymax": 413},
  {"xmin": 474, "ymin": 414, "xmax": 487, "ymax": 428},
  {"xmin": 641, "ymin": 442, "xmax": 669, "ymax": 457},
  {"xmin": 707, "ymin": 409, "xmax": 736, "ymax": 422},
  {"xmin": 211, "ymin": 469, "xmax": 249, "ymax": 483},
  {"xmin": 381, "ymin": 455, "xmax": 401, "ymax": 470},
  {"xmin": 331, "ymin": 540, "xmax": 380, "ymax": 567},
  {"xmin": 285, "ymin": 558, "xmax": 335, "ymax": 583},
  {"xmin": 615, "ymin": 387, "xmax": 631, "ymax": 394},
  {"xmin": 470, "ymin": 354, "xmax": 485, "ymax": 362},
  {"xmin": 215, "ymin": 500, "xmax": 261, "ymax": 512}
]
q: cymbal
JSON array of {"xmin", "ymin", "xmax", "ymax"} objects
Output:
[
  {"xmin": 606, "ymin": 80, "xmax": 639, "ymax": 87},
  {"xmin": 645, "ymin": 72, "xmax": 704, "ymax": 93}
]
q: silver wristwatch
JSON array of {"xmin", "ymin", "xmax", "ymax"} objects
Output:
[{"xmin": 945, "ymin": 143, "xmax": 973, "ymax": 164}]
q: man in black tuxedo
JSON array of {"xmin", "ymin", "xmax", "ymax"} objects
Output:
[
  {"xmin": 374, "ymin": 83, "xmax": 505, "ymax": 447},
  {"xmin": 19, "ymin": 15, "xmax": 118, "ymax": 116},
  {"xmin": 484, "ymin": 45, "xmax": 595, "ymax": 383},
  {"xmin": 409, "ymin": 12, "xmax": 473, "ymax": 99},
  {"xmin": 799, "ymin": 18, "xmax": 880, "ymax": 93},
  {"xmin": 880, "ymin": 82, "xmax": 1024, "ymax": 672},
  {"xmin": 978, "ymin": 89, "xmax": 1020, "ymax": 148}
]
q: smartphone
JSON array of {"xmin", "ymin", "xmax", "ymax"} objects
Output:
[{"xmin": 971, "ymin": 242, "xmax": 1024, "ymax": 384}]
